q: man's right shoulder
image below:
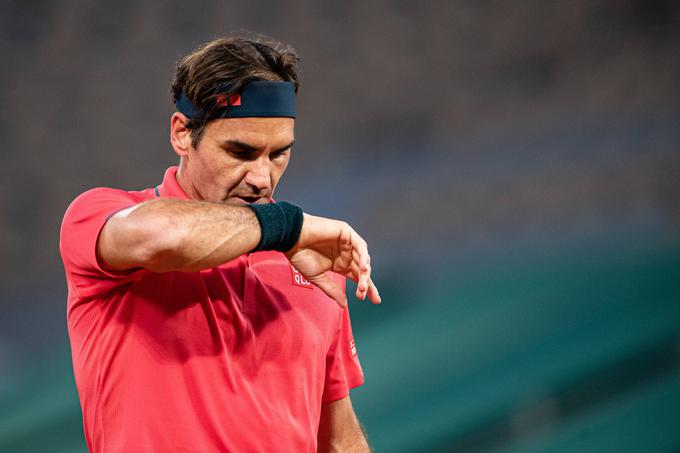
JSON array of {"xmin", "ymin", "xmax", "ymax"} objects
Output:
[
  {"xmin": 60, "ymin": 186, "xmax": 156, "ymax": 298},
  {"xmin": 63, "ymin": 187, "xmax": 155, "ymax": 221},
  {"xmin": 61, "ymin": 186, "xmax": 154, "ymax": 240},
  {"xmin": 66, "ymin": 186, "xmax": 153, "ymax": 211}
]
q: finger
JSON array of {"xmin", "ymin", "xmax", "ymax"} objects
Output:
[
  {"xmin": 309, "ymin": 272, "xmax": 347, "ymax": 308},
  {"xmin": 356, "ymin": 264, "xmax": 370, "ymax": 300},
  {"xmin": 349, "ymin": 229, "xmax": 370, "ymax": 271},
  {"xmin": 367, "ymin": 278, "xmax": 381, "ymax": 304},
  {"xmin": 345, "ymin": 260, "xmax": 379, "ymax": 304},
  {"xmin": 345, "ymin": 258, "xmax": 362, "ymax": 281},
  {"xmin": 349, "ymin": 227, "xmax": 368, "ymax": 264},
  {"xmin": 350, "ymin": 246, "xmax": 371, "ymax": 297},
  {"xmin": 352, "ymin": 247, "xmax": 370, "ymax": 272},
  {"xmin": 346, "ymin": 260, "xmax": 370, "ymax": 300}
]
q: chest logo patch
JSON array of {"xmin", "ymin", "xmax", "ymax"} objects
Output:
[
  {"xmin": 290, "ymin": 265, "xmax": 313, "ymax": 289},
  {"xmin": 349, "ymin": 338, "xmax": 357, "ymax": 357}
]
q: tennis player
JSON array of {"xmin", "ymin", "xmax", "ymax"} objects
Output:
[{"xmin": 60, "ymin": 35, "xmax": 380, "ymax": 452}]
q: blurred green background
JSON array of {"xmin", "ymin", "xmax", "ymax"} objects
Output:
[{"xmin": 1, "ymin": 1, "xmax": 679, "ymax": 451}]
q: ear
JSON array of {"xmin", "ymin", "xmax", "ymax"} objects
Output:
[{"xmin": 170, "ymin": 112, "xmax": 194, "ymax": 157}]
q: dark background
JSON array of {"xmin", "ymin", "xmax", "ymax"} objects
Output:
[{"xmin": 1, "ymin": 1, "xmax": 679, "ymax": 451}]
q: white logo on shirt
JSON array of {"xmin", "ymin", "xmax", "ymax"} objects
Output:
[
  {"xmin": 349, "ymin": 338, "xmax": 357, "ymax": 357},
  {"xmin": 290, "ymin": 265, "xmax": 313, "ymax": 289}
]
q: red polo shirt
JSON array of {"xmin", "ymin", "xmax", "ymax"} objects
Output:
[{"xmin": 60, "ymin": 167, "xmax": 364, "ymax": 453}]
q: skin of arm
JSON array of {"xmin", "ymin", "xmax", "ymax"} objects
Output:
[
  {"xmin": 97, "ymin": 199, "xmax": 381, "ymax": 306},
  {"xmin": 317, "ymin": 396, "xmax": 371, "ymax": 453},
  {"xmin": 98, "ymin": 197, "xmax": 261, "ymax": 273}
]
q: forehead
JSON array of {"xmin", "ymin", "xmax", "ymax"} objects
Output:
[{"xmin": 204, "ymin": 117, "xmax": 294, "ymax": 147}]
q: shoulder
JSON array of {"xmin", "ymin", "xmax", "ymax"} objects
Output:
[
  {"xmin": 63, "ymin": 187, "xmax": 152, "ymax": 222},
  {"xmin": 59, "ymin": 186, "xmax": 155, "ymax": 288},
  {"xmin": 66, "ymin": 187, "xmax": 149, "ymax": 211},
  {"xmin": 60, "ymin": 187, "xmax": 153, "ymax": 245}
]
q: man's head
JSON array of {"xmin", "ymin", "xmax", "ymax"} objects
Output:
[{"xmin": 169, "ymin": 35, "xmax": 300, "ymax": 205}]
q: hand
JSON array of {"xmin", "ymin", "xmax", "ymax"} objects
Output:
[{"xmin": 285, "ymin": 213, "xmax": 381, "ymax": 307}]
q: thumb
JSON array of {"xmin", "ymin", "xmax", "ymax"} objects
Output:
[{"xmin": 308, "ymin": 272, "xmax": 347, "ymax": 308}]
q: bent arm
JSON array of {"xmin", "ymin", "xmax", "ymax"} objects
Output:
[
  {"xmin": 97, "ymin": 198, "xmax": 261, "ymax": 272},
  {"xmin": 97, "ymin": 197, "xmax": 380, "ymax": 306},
  {"xmin": 317, "ymin": 396, "xmax": 371, "ymax": 453}
]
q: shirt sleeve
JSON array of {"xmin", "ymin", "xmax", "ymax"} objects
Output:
[
  {"xmin": 60, "ymin": 187, "xmax": 149, "ymax": 299},
  {"xmin": 322, "ymin": 280, "xmax": 365, "ymax": 403}
]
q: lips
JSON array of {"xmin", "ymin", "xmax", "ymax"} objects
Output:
[{"xmin": 232, "ymin": 195, "xmax": 266, "ymax": 205}]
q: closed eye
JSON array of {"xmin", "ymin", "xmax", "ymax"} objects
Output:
[
  {"xmin": 223, "ymin": 149, "xmax": 257, "ymax": 162},
  {"xmin": 270, "ymin": 148, "xmax": 290, "ymax": 160},
  {"xmin": 222, "ymin": 146, "xmax": 257, "ymax": 161}
]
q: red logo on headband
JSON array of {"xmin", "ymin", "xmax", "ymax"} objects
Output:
[
  {"xmin": 216, "ymin": 94, "xmax": 241, "ymax": 107},
  {"xmin": 229, "ymin": 94, "xmax": 241, "ymax": 106}
]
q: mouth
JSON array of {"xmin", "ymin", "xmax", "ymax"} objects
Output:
[{"xmin": 231, "ymin": 195, "xmax": 267, "ymax": 205}]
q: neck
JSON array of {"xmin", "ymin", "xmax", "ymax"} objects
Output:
[{"xmin": 175, "ymin": 160, "xmax": 203, "ymax": 201}]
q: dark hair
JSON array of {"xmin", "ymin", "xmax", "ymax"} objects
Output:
[{"xmin": 170, "ymin": 35, "xmax": 300, "ymax": 147}]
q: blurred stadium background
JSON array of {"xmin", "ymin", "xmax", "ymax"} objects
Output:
[{"xmin": 1, "ymin": 0, "xmax": 679, "ymax": 451}]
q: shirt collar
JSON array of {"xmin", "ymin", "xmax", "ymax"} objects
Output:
[{"xmin": 155, "ymin": 166, "xmax": 190, "ymax": 200}]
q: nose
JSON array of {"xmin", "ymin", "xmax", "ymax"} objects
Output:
[{"xmin": 244, "ymin": 157, "xmax": 271, "ymax": 194}]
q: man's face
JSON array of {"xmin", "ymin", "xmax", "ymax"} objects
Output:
[{"xmin": 179, "ymin": 117, "xmax": 294, "ymax": 205}]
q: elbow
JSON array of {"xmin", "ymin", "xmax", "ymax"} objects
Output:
[
  {"xmin": 133, "ymin": 213, "xmax": 187, "ymax": 272},
  {"xmin": 101, "ymin": 200, "xmax": 196, "ymax": 273}
]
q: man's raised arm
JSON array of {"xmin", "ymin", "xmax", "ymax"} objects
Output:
[
  {"xmin": 98, "ymin": 198, "xmax": 260, "ymax": 273},
  {"xmin": 97, "ymin": 198, "xmax": 380, "ymax": 307}
]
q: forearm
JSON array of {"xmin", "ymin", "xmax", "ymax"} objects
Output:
[
  {"xmin": 317, "ymin": 398, "xmax": 372, "ymax": 453},
  {"xmin": 100, "ymin": 197, "xmax": 379, "ymax": 307},
  {"xmin": 99, "ymin": 198, "xmax": 261, "ymax": 272},
  {"xmin": 317, "ymin": 430, "xmax": 371, "ymax": 453}
]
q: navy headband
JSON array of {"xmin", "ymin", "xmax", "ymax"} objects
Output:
[{"xmin": 176, "ymin": 80, "xmax": 296, "ymax": 120}]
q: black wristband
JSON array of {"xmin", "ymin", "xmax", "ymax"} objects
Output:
[{"xmin": 246, "ymin": 202, "xmax": 304, "ymax": 252}]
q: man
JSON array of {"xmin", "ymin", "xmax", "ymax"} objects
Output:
[{"xmin": 60, "ymin": 35, "xmax": 380, "ymax": 452}]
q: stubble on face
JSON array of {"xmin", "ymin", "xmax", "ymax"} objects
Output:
[{"xmin": 179, "ymin": 117, "xmax": 294, "ymax": 205}]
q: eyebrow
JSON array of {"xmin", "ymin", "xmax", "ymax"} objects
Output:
[{"xmin": 223, "ymin": 139, "xmax": 295, "ymax": 154}]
